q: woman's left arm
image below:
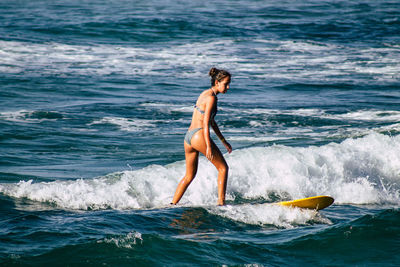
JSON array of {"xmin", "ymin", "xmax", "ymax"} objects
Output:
[{"xmin": 211, "ymin": 120, "xmax": 232, "ymax": 153}]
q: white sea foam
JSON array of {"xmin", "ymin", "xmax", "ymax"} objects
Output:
[
  {"xmin": 98, "ymin": 231, "xmax": 143, "ymax": 248},
  {"xmin": 223, "ymin": 107, "xmax": 400, "ymax": 143},
  {"xmin": 330, "ymin": 110, "xmax": 400, "ymax": 122},
  {"xmin": 0, "ymin": 110, "xmax": 61, "ymax": 123},
  {"xmin": 277, "ymin": 40, "xmax": 339, "ymax": 53},
  {"xmin": 1, "ymin": 133, "xmax": 399, "ymax": 217},
  {"xmin": 0, "ymin": 39, "xmax": 398, "ymax": 82},
  {"xmin": 207, "ymin": 204, "xmax": 331, "ymax": 228},
  {"xmin": 0, "ymin": 110, "xmax": 34, "ymax": 123},
  {"xmin": 239, "ymin": 107, "xmax": 400, "ymax": 123},
  {"xmin": 228, "ymin": 136, "xmax": 293, "ymax": 142},
  {"xmin": 89, "ymin": 117, "xmax": 157, "ymax": 132}
]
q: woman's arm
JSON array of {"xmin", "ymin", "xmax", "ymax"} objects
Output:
[{"xmin": 211, "ymin": 120, "xmax": 232, "ymax": 153}]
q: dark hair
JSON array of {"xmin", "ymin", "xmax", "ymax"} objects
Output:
[{"xmin": 209, "ymin": 67, "xmax": 231, "ymax": 86}]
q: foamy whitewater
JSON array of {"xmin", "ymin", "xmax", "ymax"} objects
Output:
[
  {"xmin": 2, "ymin": 133, "xmax": 399, "ymax": 213},
  {"xmin": 1, "ymin": 39, "xmax": 399, "ymax": 83},
  {"xmin": 1, "ymin": 0, "xmax": 400, "ymax": 265}
]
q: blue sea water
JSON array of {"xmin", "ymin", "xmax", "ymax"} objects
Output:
[{"xmin": 1, "ymin": 0, "xmax": 400, "ymax": 265}]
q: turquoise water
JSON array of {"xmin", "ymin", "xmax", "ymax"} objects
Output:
[{"xmin": 1, "ymin": 0, "xmax": 400, "ymax": 265}]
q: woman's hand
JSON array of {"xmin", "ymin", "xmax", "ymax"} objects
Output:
[
  {"xmin": 206, "ymin": 146, "xmax": 214, "ymax": 161},
  {"xmin": 224, "ymin": 141, "xmax": 232, "ymax": 153}
]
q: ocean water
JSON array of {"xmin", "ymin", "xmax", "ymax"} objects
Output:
[{"xmin": 1, "ymin": 0, "xmax": 400, "ymax": 265}]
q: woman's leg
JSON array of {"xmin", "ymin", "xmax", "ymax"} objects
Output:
[
  {"xmin": 191, "ymin": 131, "xmax": 229, "ymax": 205},
  {"xmin": 171, "ymin": 142, "xmax": 199, "ymax": 204}
]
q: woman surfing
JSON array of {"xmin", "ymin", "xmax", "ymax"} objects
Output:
[{"xmin": 171, "ymin": 67, "xmax": 232, "ymax": 206}]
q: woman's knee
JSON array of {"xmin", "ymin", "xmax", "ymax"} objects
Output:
[
  {"xmin": 217, "ymin": 162, "xmax": 228, "ymax": 175},
  {"xmin": 185, "ymin": 169, "xmax": 197, "ymax": 180}
]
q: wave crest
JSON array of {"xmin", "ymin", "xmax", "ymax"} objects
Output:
[{"xmin": 1, "ymin": 133, "xmax": 399, "ymax": 210}]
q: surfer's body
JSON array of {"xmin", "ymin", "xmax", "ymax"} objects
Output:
[{"xmin": 171, "ymin": 68, "xmax": 232, "ymax": 206}]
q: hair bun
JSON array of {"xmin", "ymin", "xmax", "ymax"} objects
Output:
[{"xmin": 209, "ymin": 67, "xmax": 219, "ymax": 77}]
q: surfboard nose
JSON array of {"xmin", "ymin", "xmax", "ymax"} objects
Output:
[{"xmin": 277, "ymin": 196, "xmax": 334, "ymax": 210}]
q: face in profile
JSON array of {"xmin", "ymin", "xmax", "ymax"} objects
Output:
[{"xmin": 216, "ymin": 77, "xmax": 230, "ymax": 94}]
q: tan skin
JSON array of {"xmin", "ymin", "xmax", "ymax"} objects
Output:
[{"xmin": 171, "ymin": 76, "xmax": 232, "ymax": 206}]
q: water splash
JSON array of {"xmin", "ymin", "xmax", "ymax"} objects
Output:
[{"xmin": 1, "ymin": 133, "xmax": 399, "ymax": 211}]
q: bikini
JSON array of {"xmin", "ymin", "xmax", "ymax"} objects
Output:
[{"xmin": 184, "ymin": 95, "xmax": 218, "ymax": 146}]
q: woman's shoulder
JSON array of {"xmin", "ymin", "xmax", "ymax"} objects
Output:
[
  {"xmin": 203, "ymin": 92, "xmax": 217, "ymax": 105},
  {"xmin": 198, "ymin": 89, "xmax": 216, "ymax": 102}
]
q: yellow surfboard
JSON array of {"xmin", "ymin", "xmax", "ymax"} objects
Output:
[{"xmin": 277, "ymin": 195, "xmax": 334, "ymax": 210}]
